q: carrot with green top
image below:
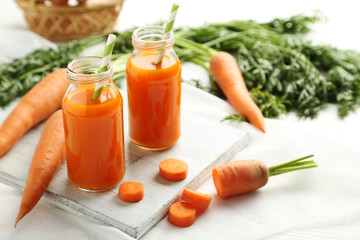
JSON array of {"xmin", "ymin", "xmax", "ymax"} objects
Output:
[
  {"xmin": 0, "ymin": 68, "xmax": 68, "ymax": 156},
  {"xmin": 210, "ymin": 51, "xmax": 265, "ymax": 132},
  {"xmin": 212, "ymin": 155, "xmax": 317, "ymax": 198},
  {"xmin": 174, "ymin": 38, "xmax": 265, "ymax": 132}
]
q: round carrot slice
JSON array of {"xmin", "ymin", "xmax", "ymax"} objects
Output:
[
  {"xmin": 181, "ymin": 188, "xmax": 212, "ymax": 211},
  {"xmin": 168, "ymin": 202, "xmax": 196, "ymax": 227},
  {"xmin": 118, "ymin": 181, "xmax": 144, "ymax": 203},
  {"xmin": 159, "ymin": 158, "xmax": 188, "ymax": 181}
]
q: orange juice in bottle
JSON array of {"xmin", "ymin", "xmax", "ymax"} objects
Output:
[
  {"xmin": 62, "ymin": 57, "xmax": 125, "ymax": 192},
  {"xmin": 126, "ymin": 26, "xmax": 181, "ymax": 150}
]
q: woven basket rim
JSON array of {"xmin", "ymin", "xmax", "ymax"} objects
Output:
[
  {"xmin": 15, "ymin": 0, "xmax": 124, "ymax": 12},
  {"xmin": 15, "ymin": 0, "xmax": 125, "ymax": 41}
]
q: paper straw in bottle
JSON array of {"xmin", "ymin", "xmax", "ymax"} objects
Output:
[
  {"xmin": 92, "ymin": 33, "xmax": 116, "ymax": 100},
  {"xmin": 154, "ymin": 3, "xmax": 180, "ymax": 65}
]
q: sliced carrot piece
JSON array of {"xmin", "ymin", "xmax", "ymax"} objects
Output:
[
  {"xmin": 168, "ymin": 202, "xmax": 196, "ymax": 227},
  {"xmin": 181, "ymin": 188, "xmax": 212, "ymax": 211},
  {"xmin": 159, "ymin": 158, "xmax": 188, "ymax": 181},
  {"xmin": 118, "ymin": 181, "xmax": 144, "ymax": 203}
]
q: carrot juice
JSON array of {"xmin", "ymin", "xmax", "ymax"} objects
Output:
[
  {"xmin": 126, "ymin": 26, "xmax": 181, "ymax": 150},
  {"xmin": 62, "ymin": 57, "xmax": 125, "ymax": 192}
]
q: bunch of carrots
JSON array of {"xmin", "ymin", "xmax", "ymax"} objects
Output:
[{"xmin": 0, "ymin": 49, "xmax": 314, "ymax": 230}]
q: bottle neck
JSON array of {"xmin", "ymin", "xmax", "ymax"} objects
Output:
[
  {"xmin": 131, "ymin": 25, "xmax": 175, "ymax": 51},
  {"xmin": 66, "ymin": 56, "xmax": 113, "ymax": 84}
]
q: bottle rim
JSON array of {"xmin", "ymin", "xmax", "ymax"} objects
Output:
[
  {"xmin": 66, "ymin": 56, "xmax": 113, "ymax": 83},
  {"xmin": 132, "ymin": 25, "xmax": 175, "ymax": 50}
]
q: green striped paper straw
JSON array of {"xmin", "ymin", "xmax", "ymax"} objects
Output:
[
  {"xmin": 154, "ymin": 3, "xmax": 179, "ymax": 65},
  {"xmin": 92, "ymin": 33, "xmax": 116, "ymax": 100}
]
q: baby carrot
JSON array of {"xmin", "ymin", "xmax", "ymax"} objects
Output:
[
  {"xmin": 168, "ymin": 202, "xmax": 196, "ymax": 228},
  {"xmin": 210, "ymin": 51, "xmax": 265, "ymax": 132},
  {"xmin": 14, "ymin": 110, "xmax": 65, "ymax": 227},
  {"xmin": 159, "ymin": 158, "xmax": 188, "ymax": 181},
  {"xmin": 181, "ymin": 188, "xmax": 212, "ymax": 211},
  {"xmin": 118, "ymin": 181, "xmax": 144, "ymax": 203},
  {"xmin": 213, "ymin": 159, "xmax": 268, "ymax": 198},
  {"xmin": 212, "ymin": 155, "xmax": 317, "ymax": 198},
  {"xmin": 0, "ymin": 68, "xmax": 68, "ymax": 156}
]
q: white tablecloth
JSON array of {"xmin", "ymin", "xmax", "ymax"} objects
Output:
[{"xmin": 1, "ymin": 0, "xmax": 360, "ymax": 239}]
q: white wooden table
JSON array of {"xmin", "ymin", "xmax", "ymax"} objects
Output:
[{"xmin": 1, "ymin": 0, "xmax": 360, "ymax": 239}]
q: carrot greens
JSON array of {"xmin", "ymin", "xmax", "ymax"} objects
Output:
[
  {"xmin": 268, "ymin": 154, "xmax": 317, "ymax": 176},
  {"xmin": 0, "ymin": 36, "xmax": 106, "ymax": 107}
]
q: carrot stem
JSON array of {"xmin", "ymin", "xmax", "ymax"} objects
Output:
[
  {"xmin": 268, "ymin": 154, "xmax": 317, "ymax": 176},
  {"xmin": 175, "ymin": 36, "xmax": 217, "ymax": 58},
  {"xmin": 189, "ymin": 57, "xmax": 210, "ymax": 71},
  {"xmin": 203, "ymin": 32, "xmax": 243, "ymax": 48}
]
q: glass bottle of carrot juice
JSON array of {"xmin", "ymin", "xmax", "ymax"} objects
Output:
[
  {"xmin": 62, "ymin": 57, "xmax": 125, "ymax": 192},
  {"xmin": 126, "ymin": 26, "xmax": 182, "ymax": 150}
]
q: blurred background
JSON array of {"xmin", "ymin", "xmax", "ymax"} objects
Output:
[{"xmin": 0, "ymin": 0, "xmax": 359, "ymax": 51}]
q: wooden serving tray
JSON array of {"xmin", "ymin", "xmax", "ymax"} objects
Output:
[{"xmin": 0, "ymin": 84, "xmax": 249, "ymax": 239}]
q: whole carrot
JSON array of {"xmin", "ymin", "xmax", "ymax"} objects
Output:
[
  {"xmin": 0, "ymin": 68, "xmax": 68, "ymax": 156},
  {"xmin": 210, "ymin": 51, "xmax": 265, "ymax": 132},
  {"xmin": 212, "ymin": 155, "xmax": 317, "ymax": 198},
  {"xmin": 14, "ymin": 110, "xmax": 65, "ymax": 227}
]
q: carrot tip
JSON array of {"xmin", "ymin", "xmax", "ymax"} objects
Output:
[{"xmin": 14, "ymin": 213, "xmax": 24, "ymax": 228}]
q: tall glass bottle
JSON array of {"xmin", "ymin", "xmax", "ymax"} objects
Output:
[
  {"xmin": 62, "ymin": 56, "xmax": 125, "ymax": 192},
  {"xmin": 126, "ymin": 26, "xmax": 182, "ymax": 150}
]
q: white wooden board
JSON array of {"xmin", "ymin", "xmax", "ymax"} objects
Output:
[{"xmin": 0, "ymin": 84, "xmax": 249, "ymax": 239}]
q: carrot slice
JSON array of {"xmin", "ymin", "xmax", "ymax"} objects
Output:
[
  {"xmin": 181, "ymin": 188, "xmax": 212, "ymax": 211},
  {"xmin": 168, "ymin": 202, "xmax": 196, "ymax": 227},
  {"xmin": 118, "ymin": 181, "xmax": 144, "ymax": 203},
  {"xmin": 159, "ymin": 158, "xmax": 188, "ymax": 181}
]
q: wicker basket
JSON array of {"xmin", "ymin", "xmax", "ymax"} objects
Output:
[{"xmin": 15, "ymin": 0, "xmax": 125, "ymax": 41}]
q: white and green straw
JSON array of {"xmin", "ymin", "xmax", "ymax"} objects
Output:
[
  {"xmin": 92, "ymin": 33, "xmax": 116, "ymax": 100},
  {"xmin": 154, "ymin": 3, "xmax": 179, "ymax": 65}
]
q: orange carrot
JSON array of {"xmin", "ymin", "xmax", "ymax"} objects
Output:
[
  {"xmin": 213, "ymin": 160, "xmax": 268, "ymax": 199},
  {"xmin": 14, "ymin": 110, "xmax": 65, "ymax": 227},
  {"xmin": 118, "ymin": 181, "xmax": 144, "ymax": 203},
  {"xmin": 181, "ymin": 188, "xmax": 212, "ymax": 211},
  {"xmin": 210, "ymin": 51, "xmax": 265, "ymax": 132},
  {"xmin": 159, "ymin": 158, "xmax": 188, "ymax": 181},
  {"xmin": 0, "ymin": 68, "xmax": 68, "ymax": 157},
  {"xmin": 212, "ymin": 155, "xmax": 317, "ymax": 199},
  {"xmin": 168, "ymin": 201, "xmax": 196, "ymax": 228}
]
